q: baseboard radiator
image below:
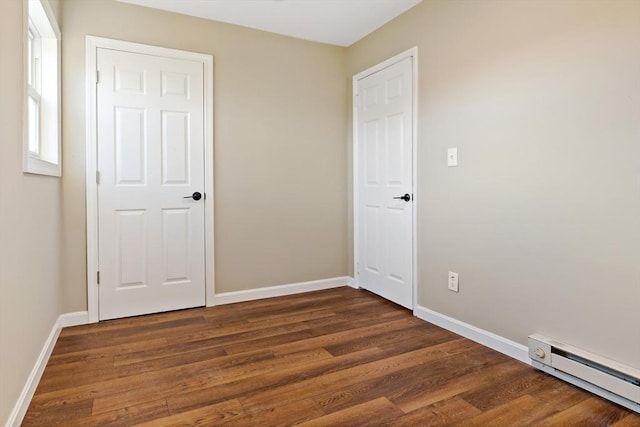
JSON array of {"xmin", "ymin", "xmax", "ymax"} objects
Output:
[{"xmin": 528, "ymin": 334, "xmax": 640, "ymax": 413}]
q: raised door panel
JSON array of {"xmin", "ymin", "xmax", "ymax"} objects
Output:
[
  {"xmin": 364, "ymin": 205, "xmax": 381, "ymax": 275},
  {"xmin": 115, "ymin": 210, "xmax": 147, "ymax": 289},
  {"xmin": 161, "ymin": 111, "xmax": 190, "ymax": 185},
  {"xmin": 364, "ymin": 119, "xmax": 380, "ymax": 186},
  {"xmin": 162, "ymin": 208, "xmax": 191, "ymax": 285},
  {"xmin": 385, "ymin": 113, "xmax": 405, "ymax": 187},
  {"xmin": 115, "ymin": 107, "xmax": 147, "ymax": 186}
]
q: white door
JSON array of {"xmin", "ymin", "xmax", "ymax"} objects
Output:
[
  {"xmin": 97, "ymin": 48, "xmax": 205, "ymax": 320},
  {"xmin": 356, "ymin": 56, "xmax": 414, "ymax": 309}
]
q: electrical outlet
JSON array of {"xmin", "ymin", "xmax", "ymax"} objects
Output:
[
  {"xmin": 447, "ymin": 148, "xmax": 458, "ymax": 167},
  {"xmin": 448, "ymin": 271, "xmax": 459, "ymax": 292}
]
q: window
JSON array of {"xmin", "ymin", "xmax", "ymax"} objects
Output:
[{"xmin": 24, "ymin": 0, "xmax": 61, "ymax": 176}]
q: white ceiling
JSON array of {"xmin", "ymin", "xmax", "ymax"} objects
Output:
[{"xmin": 117, "ymin": 0, "xmax": 422, "ymax": 47}]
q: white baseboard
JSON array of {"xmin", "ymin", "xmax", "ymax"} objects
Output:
[
  {"xmin": 346, "ymin": 277, "xmax": 358, "ymax": 289},
  {"xmin": 5, "ymin": 311, "xmax": 89, "ymax": 427},
  {"xmin": 211, "ymin": 276, "xmax": 351, "ymax": 306},
  {"xmin": 59, "ymin": 311, "xmax": 89, "ymax": 328},
  {"xmin": 414, "ymin": 305, "xmax": 529, "ymax": 364}
]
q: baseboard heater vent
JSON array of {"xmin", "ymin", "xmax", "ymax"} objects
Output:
[{"xmin": 528, "ymin": 334, "xmax": 640, "ymax": 413}]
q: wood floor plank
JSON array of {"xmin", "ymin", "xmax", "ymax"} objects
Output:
[
  {"xmin": 77, "ymin": 400, "xmax": 170, "ymax": 427},
  {"xmin": 323, "ymin": 324, "xmax": 436, "ymax": 356},
  {"xmin": 92, "ymin": 348, "xmax": 333, "ymax": 414},
  {"xmin": 613, "ymin": 414, "xmax": 640, "ymax": 426},
  {"xmin": 23, "ymin": 287, "xmax": 639, "ymax": 426},
  {"xmin": 219, "ymin": 398, "xmax": 326, "ymax": 427},
  {"xmin": 35, "ymin": 354, "xmax": 116, "ymax": 394},
  {"xmin": 40, "ymin": 343, "xmax": 229, "ymax": 394},
  {"xmin": 387, "ymin": 396, "xmax": 482, "ymax": 427},
  {"xmin": 313, "ymin": 363, "xmax": 437, "ymax": 414},
  {"xmin": 375, "ymin": 326, "xmax": 459, "ymax": 357},
  {"xmin": 301, "ymin": 302, "xmax": 410, "ymax": 336},
  {"xmin": 31, "ymin": 348, "xmax": 273, "ymax": 414},
  {"xmin": 535, "ymin": 397, "xmax": 634, "ymax": 426},
  {"xmin": 268, "ymin": 317, "xmax": 425, "ymax": 357},
  {"xmin": 459, "ymin": 394, "xmax": 553, "ymax": 426},
  {"xmin": 113, "ymin": 343, "xmax": 228, "ymax": 370},
  {"xmin": 388, "ymin": 356, "xmax": 530, "ymax": 413},
  {"xmin": 133, "ymin": 399, "xmax": 246, "ymax": 427},
  {"xmin": 58, "ymin": 308, "xmax": 208, "ymax": 337},
  {"xmin": 165, "ymin": 319, "xmax": 312, "ymax": 348},
  {"xmin": 46, "ymin": 337, "xmax": 168, "ymax": 366},
  {"xmin": 313, "ymin": 343, "xmax": 505, "ymax": 414},
  {"xmin": 166, "ymin": 347, "xmax": 386, "ymax": 414},
  {"xmin": 238, "ymin": 338, "xmax": 475, "ymax": 412},
  {"xmin": 529, "ymin": 375, "xmax": 591, "ymax": 412},
  {"xmin": 298, "ymin": 397, "xmax": 404, "ymax": 427},
  {"xmin": 52, "ymin": 316, "xmax": 207, "ymax": 354},
  {"xmin": 458, "ymin": 365, "xmax": 555, "ymax": 411},
  {"xmin": 245, "ymin": 308, "xmax": 339, "ymax": 327},
  {"xmin": 200, "ymin": 289, "xmax": 367, "ymax": 324},
  {"xmin": 165, "ymin": 307, "xmax": 336, "ymax": 346},
  {"xmin": 22, "ymin": 398, "xmax": 93, "ymax": 426},
  {"xmin": 222, "ymin": 329, "xmax": 315, "ymax": 355}
]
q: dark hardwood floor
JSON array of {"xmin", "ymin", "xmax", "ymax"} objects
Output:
[{"xmin": 24, "ymin": 287, "xmax": 639, "ymax": 426}]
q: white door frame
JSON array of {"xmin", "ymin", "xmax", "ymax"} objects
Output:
[
  {"xmin": 352, "ymin": 47, "xmax": 418, "ymax": 311},
  {"xmin": 85, "ymin": 36, "xmax": 215, "ymax": 323}
]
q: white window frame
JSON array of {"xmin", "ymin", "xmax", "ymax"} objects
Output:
[{"xmin": 23, "ymin": 0, "xmax": 61, "ymax": 176}]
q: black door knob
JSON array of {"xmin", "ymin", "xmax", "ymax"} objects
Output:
[
  {"xmin": 393, "ymin": 193, "xmax": 411, "ymax": 202},
  {"xmin": 184, "ymin": 192, "xmax": 202, "ymax": 201}
]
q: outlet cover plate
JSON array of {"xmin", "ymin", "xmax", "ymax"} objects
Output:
[
  {"xmin": 448, "ymin": 271, "xmax": 459, "ymax": 292},
  {"xmin": 447, "ymin": 148, "xmax": 458, "ymax": 167}
]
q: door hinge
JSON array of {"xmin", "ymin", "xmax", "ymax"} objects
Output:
[
  {"xmin": 96, "ymin": 170, "xmax": 100, "ymax": 184},
  {"xmin": 97, "ymin": 271, "xmax": 100, "ymax": 284},
  {"xmin": 96, "ymin": 70, "xmax": 100, "ymax": 84}
]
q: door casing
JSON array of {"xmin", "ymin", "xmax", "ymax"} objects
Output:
[
  {"xmin": 352, "ymin": 47, "xmax": 418, "ymax": 311},
  {"xmin": 85, "ymin": 36, "xmax": 215, "ymax": 323}
]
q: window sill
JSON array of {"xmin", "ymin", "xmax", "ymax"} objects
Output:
[{"xmin": 24, "ymin": 155, "xmax": 61, "ymax": 177}]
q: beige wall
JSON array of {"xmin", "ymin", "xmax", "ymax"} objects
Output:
[
  {"xmin": 0, "ymin": 0, "xmax": 63, "ymax": 423},
  {"xmin": 348, "ymin": 0, "xmax": 640, "ymax": 368},
  {"xmin": 60, "ymin": 0, "xmax": 348, "ymax": 311}
]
